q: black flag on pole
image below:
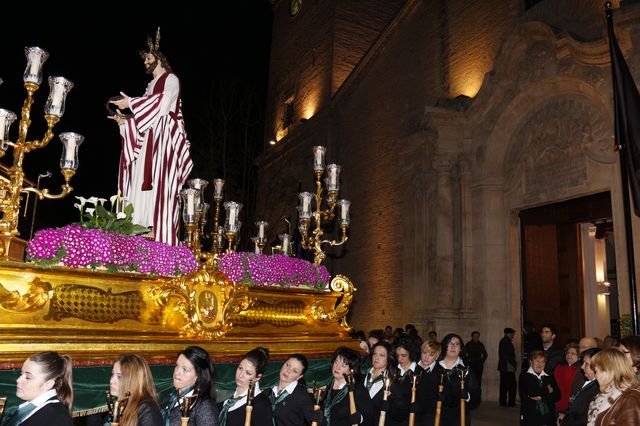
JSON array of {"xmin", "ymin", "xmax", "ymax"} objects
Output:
[{"xmin": 607, "ymin": 4, "xmax": 640, "ymax": 216}]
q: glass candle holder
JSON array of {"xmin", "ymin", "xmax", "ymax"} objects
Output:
[
  {"xmin": 59, "ymin": 132, "xmax": 84, "ymax": 170},
  {"xmin": 23, "ymin": 46, "xmax": 49, "ymax": 85}
]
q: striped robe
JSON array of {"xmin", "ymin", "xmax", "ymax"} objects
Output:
[{"xmin": 118, "ymin": 72, "xmax": 193, "ymax": 246}]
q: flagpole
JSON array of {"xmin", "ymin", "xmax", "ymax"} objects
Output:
[
  {"xmin": 617, "ymin": 138, "xmax": 639, "ymax": 335},
  {"xmin": 606, "ymin": 1, "xmax": 640, "ymax": 335}
]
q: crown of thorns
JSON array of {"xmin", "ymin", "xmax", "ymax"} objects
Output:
[{"xmin": 140, "ymin": 27, "xmax": 161, "ymax": 57}]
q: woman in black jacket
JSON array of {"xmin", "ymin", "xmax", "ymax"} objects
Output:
[
  {"xmin": 5, "ymin": 351, "xmax": 73, "ymax": 426},
  {"xmin": 271, "ymin": 354, "xmax": 322, "ymax": 425},
  {"xmin": 321, "ymin": 346, "xmax": 373, "ymax": 426},
  {"xmin": 161, "ymin": 346, "xmax": 219, "ymax": 426},
  {"xmin": 364, "ymin": 341, "xmax": 408, "ymax": 426},
  {"xmin": 218, "ymin": 347, "xmax": 272, "ymax": 426},
  {"xmin": 559, "ymin": 348, "xmax": 601, "ymax": 426},
  {"xmin": 519, "ymin": 350, "xmax": 560, "ymax": 426}
]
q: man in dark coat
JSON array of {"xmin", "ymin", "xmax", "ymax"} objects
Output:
[{"xmin": 498, "ymin": 327, "xmax": 517, "ymax": 407}]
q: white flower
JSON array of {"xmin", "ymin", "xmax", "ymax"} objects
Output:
[
  {"xmin": 75, "ymin": 196, "xmax": 88, "ymax": 207},
  {"xmin": 116, "ymin": 212, "xmax": 127, "ymax": 219},
  {"xmin": 109, "ymin": 194, "xmax": 119, "ymax": 205},
  {"xmin": 73, "ymin": 203, "xmax": 83, "ymax": 212},
  {"xmin": 85, "ymin": 208, "xmax": 95, "ymax": 215},
  {"xmin": 87, "ymin": 197, "xmax": 99, "ymax": 206},
  {"xmin": 97, "ymin": 198, "xmax": 108, "ymax": 206}
]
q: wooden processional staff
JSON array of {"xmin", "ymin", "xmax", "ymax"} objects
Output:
[
  {"xmin": 378, "ymin": 372, "xmax": 392, "ymax": 426},
  {"xmin": 434, "ymin": 373, "xmax": 444, "ymax": 426},
  {"xmin": 244, "ymin": 380, "xmax": 256, "ymax": 426},
  {"xmin": 408, "ymin": 372, "xmax": 419, "ymax": 426},
  {"xmin": 344, "ymin": 369, "xmax": 358, "ymax": 426},
  {"xmin": 310, "ymin": 381, "xmax": 326, "ymax": 426},
  {"xmin": 178, "ymin": 388, "xmax": 200, "ymax": 426},
  {"xmin": 106, "ymin": 391, "xmax": 130, "ymax": 426}
]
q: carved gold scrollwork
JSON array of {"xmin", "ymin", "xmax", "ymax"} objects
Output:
[
  {"xmin": 148, "ymin": 267, "xmax": 255, "ymax": 339},
  {"xmin": 309, "ymin": 274, "xmax": 355, "ymax": 331},
  {"xmin": 0, "ymin": 278, "xmax": 51, "ymax": 312}
]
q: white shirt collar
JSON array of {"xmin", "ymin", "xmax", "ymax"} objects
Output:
[
  {"xmin": 527, "ymin": 366, "xmax": 549, "ymax": 378},
  {"xmin": 22, "ymin": 389, "xmax": 57, "ymax": 409},
  {"xmin": 399, "ymin": 362, "xmax": 416, "ymax": 376},
  {"xmin": 273, "ymin": 380, "xmax": 298, "ymax": 397},
  {"xmin": 439, "ymin": 357, "xmax": 465, "ymax": 369},
  {"xmin": 229, "ymin": 382, "xmax": 262, "ymax": 412},
  {"xmin": 419, "ymin": 360, "xmax": 437, "ymax": 372}
]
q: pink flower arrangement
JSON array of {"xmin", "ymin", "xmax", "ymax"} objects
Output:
[
  {"xmin": 26, "ymin": 224, "xmax": 197, "ymax": 277},
  {"xmin": 217, "ymin": 252, "xmax": 330, "ymax": 290}
]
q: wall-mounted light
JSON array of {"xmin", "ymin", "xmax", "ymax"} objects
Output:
[{"xmin": 598, "ymin": 281, "xmax": 611, "ymax": 296}]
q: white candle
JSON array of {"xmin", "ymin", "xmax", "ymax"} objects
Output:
[
  {"xmin": 329, "ymin": 168, "xmax": 337, "ymax": 186},
  {"xmin": 282, "ymin": 234, "xmax": 290, "ymax": 253},
  {"xmin": 0, "ymin": 116, "xmax": 6, "ymax": 140},
  {"xmin": 342, "ymin": 204, "xmax": 348, "ymax": 220},
  {"xmin": 229, "ymin": 207, "xmax": 236, "ymax": 224},
  {"xmin": 187, "ymin": 192, "xmax": 195, "ymax": 215},
  {"xmin": 214, "ymin": 179, "xmax": 224, "ymax": 197},
  {"xmin": 302, "ymin": 196, "xmax": 310, "ymax": 214},
  {"xmin": 65, "ymin": 139, "xmax": 76, "ymax": 162},
  {"xmin": 258, "ymin": 223, "xmax": 265, "ymax": 238},
  {"xmin": 29, "ymin": 57, "xmax": 41, "ymax": 76},
  {"xmin": 313, "ymin": 146, "xmax": 325, "ymax": 170},
  {"xmin": 51, "ymin": 87, "xmax": 64, "ymax": 109}
]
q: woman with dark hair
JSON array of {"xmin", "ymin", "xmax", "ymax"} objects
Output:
[
  {"xmin": 321, "ymin": 346, "xmax": 373, "ymax": 425},
  {"xmin": 519, "ymin": 350, "xmax": 560, "ymax": 426},
  {"xmin": 559, "ymin": 347, "xmax": 601, "ymax": 426},
  {"xmin": 620, "ymin": 335, "xmax": 640, "ymax": 379},
  {"xmin": 218, "ymin": 347, "xmax": 271, "ymax": 426},
  {"xmin": 271, "ymin": 354, "xmax": 322, "ymax": 426},
  {"xmin": 553, "ymin": 342, "xmax": 580, "ymax": 413},
  {"xmin": 161, "ymin": 346, "xmax": 219, "ymax": 426},
  {"xmin": 365, "ymin": 341, "xmax": 408, "ymax": 425},
  {"xmin": 438, "ymin": 333, "xmax": 480, "ymax": 426},
  {"xmin": 395, "ymin": 338, "xmax": 418, "ymax": 381},
  {"xmin": 4, "ymin": 351, "xmax": 73, "ymax": 426}
]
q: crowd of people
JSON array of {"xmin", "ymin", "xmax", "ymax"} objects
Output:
[
  {"xmin": 3, "ymin": 325, "xmax": 639, "ymax": 426},
  {"xmin": 498, "ymin": 322, "xmax": 640, "ymax": 425}
]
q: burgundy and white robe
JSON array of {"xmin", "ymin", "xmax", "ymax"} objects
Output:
[{"xmin": 117, "ymin": 72, "xmax": 193, "ymax": 246}]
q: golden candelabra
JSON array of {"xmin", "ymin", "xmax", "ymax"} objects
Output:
[
  {"xmin": 182, "ymin": 178, "xmax": 246, "ymax": 259},
  {"xmin": 298, "ymin": 146, "xmax": 350, "ymax": 265},
  {"xmin": 0, "ymin": 47, "xmax": 82, "ymax": 261}
]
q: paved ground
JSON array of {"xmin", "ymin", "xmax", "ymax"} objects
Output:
[{"xmin": 472, "ymin": 400, "xmax": 520, "ymax": 426}]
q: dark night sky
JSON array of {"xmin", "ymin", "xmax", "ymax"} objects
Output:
[{"xmin": 0, "ymin": 2, "xmax": 273, "ymax": 236}]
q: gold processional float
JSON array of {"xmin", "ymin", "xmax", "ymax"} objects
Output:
[{"xmin": 0, "ymin": 47, "xmax": 357, "ymax": 367}]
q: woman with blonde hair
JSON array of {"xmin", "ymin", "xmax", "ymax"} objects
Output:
[
  {"xmin": 4, "ymin": 351, "xmax": 73, "ymax": 426},
  {"xmin": 587, "ymin": 348, "xmax": 640, "ymax": 425},
  {"xmin": 89, "ymin": 353, "xmax": 163, "ymax": 426}
]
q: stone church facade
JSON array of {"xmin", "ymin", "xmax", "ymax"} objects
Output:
[{"xmin": 256, "ymin": 0, "xmax": 640, "ymax": 396}]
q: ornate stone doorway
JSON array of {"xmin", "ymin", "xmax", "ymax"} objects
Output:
[{"xmin": 519, "ymin": 191, "xmax": 615, "ymax": 346}]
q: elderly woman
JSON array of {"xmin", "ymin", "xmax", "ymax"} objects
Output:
[
  {"xmin": 559, "ymin": 348, "xmax": 600, "ymax": 426},
  {"xmin": 553, "ymin": 342, "xmax": 580, "ymax": 413},
  {"xmin": 519, "ymin": 350, "xmax": 560, "ymax": 426},
  {"xmin": 587, "ymin": 348, "xmax": 640, "ymax": 425},
  {"xmin": 620, "ymin": 335, "xmax": 640, "ymax": 379}
]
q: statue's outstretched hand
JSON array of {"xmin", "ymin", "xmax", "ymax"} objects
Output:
[{"xmin": 109, "ymin": 92, "xmax": 130, "ymax": 110}]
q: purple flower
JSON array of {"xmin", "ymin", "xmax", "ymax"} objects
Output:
[
  {"xmin": 26, "ymin": 226, "xmax": 197, "ymax": 277},
  {"xmin": 217, "ymin": 252, "xmax": 330, "ymax": 290}
]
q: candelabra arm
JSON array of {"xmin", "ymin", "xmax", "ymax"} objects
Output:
[
  {"xmin": 24, "ymin": 169, "xmax": 75, "ymax": 200},
  {"xmin": 24, "ymin": 115, "xmax": 59, "ymax": 153},
  {"xmin": 17, "ymin": 83, "xmax": 38, "ymax": 145}
]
